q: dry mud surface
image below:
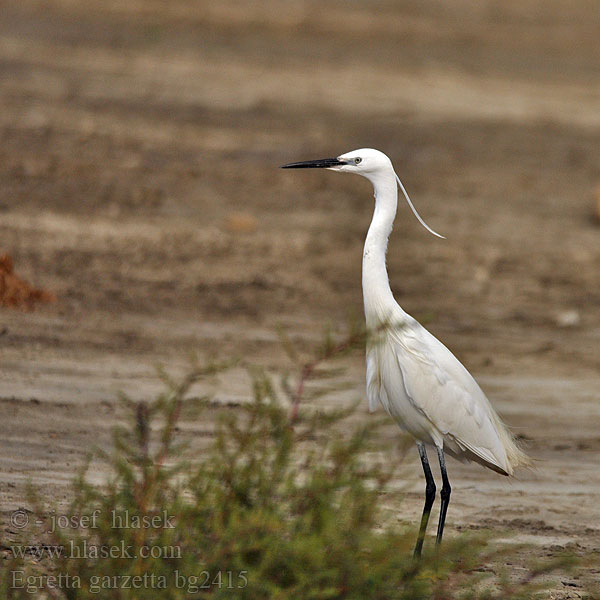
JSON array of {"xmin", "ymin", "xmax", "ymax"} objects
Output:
[{"xmin": 1, "ymin": 1, "xmax": 599, "ymax": 596}]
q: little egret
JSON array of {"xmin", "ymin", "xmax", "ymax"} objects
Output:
[{"xmin": 282, "ymin": 148, "xmax": 529, "ymax": 556}]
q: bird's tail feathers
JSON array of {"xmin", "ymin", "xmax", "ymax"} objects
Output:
[
  {"xmin": 448, "ymin": 414, "xmax": 533, "ymax": 476},
  {"xmin": 493, "ymin": 415, "xmax": 533, "ymax": 475}
]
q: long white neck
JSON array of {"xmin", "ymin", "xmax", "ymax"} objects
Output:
[{"xmin": 362, "ymin": 170, "xmax": 408, "ymax": 327}]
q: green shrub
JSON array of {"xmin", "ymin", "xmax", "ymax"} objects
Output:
[{"xmin": 0, "ymin": 332, "xmax": 591, "ymax": 599}]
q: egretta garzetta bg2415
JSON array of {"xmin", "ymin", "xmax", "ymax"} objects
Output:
[{"xmin": 282, "ymin": 148, "xmax": 530, "ymax": 557}]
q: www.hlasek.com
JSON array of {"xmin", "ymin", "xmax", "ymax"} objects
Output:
[
  {"xmin": 10, "ymin": 539, "xmax": 181, "ymax": 560},
  {"xmin": 11, "ymin": 570, "xmax": 249, "ymax": 594}
]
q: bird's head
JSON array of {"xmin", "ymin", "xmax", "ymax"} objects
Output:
[
  {"xmin": 281, "ymin": 148, "xmax": 392, "ymax": 180},
  {"xmin": 281, "ymin": 147, "xmax": 445, "ymax": 239}
]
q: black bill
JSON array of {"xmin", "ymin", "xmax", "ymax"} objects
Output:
[{"xmin": 280, "ymin": 157, "xmax": 347, "ymax": 169}]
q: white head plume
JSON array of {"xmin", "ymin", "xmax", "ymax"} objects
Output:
[{"xmin": 394, "ymin": 173, "xmax": 445, "ymax": 239}]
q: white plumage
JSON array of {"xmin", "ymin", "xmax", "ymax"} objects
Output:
[
  {"xmin": 282, "ymin": 147, "xmax": 529, "ymax": 555},
  {"xmin": 365, "ymin": 315, "xmax": 524, "ymax": 475}
]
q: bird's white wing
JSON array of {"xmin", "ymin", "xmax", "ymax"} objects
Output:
[{"xmin": 367, "ymin": 317, "xmax": 512, "ymax": 473}]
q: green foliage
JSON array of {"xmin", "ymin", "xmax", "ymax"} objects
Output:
[{"xmin": 0, "ymin": 333, "xmax": 592, "ymax": 599}]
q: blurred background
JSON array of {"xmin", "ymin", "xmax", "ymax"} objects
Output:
[{"xmin": 1, "ymin": 0, "xmax": 599, "ymax": 580}]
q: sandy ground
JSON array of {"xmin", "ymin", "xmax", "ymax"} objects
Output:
[{"xmin": 1, "ymin": 0, "xmax": 600, "ymax": 595}]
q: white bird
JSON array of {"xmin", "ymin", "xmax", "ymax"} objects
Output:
[{"xmin": 282, "ymin": 148, "xmax": 530, "ymax": 556}]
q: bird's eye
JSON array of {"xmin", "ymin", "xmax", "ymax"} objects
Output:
[{"xmin": 354, "ymin": 157, "xmax": 362, "ymax": 164}]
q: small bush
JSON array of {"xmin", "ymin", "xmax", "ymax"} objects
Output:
[{"xmin": 0, "ymin": 332, "xmax": 589, "ymax": 599}]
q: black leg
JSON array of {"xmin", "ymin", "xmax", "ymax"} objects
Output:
[
  {"xmin": 435, "ymin": 447, "xmax": 451, "ymax": 545},
  {"xmin": 413, "ymin": 443, "xmax": 436, "ymax": 558}
]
